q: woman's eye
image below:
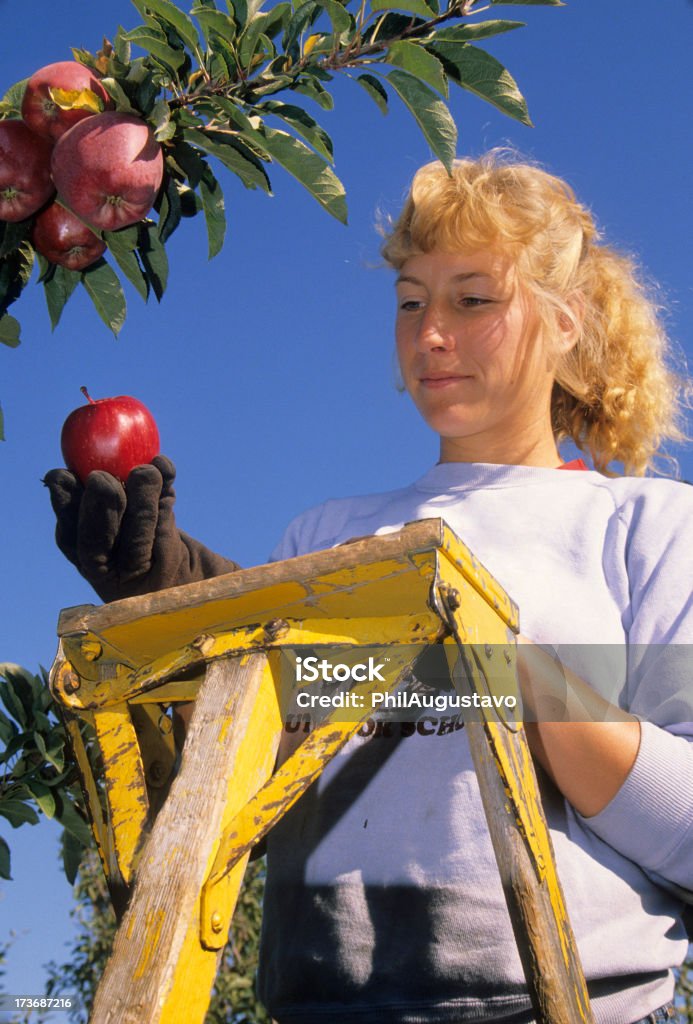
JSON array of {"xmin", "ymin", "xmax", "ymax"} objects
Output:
[
  {"xmin": 398, "ymin": 298, "xmax": 424, "ymax": 311},
  {"xmin": 460, "ymin": 296, "xmax": 491, "ymax": 307}
]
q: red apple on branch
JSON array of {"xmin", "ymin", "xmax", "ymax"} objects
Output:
[
  {"xmin": 0, "ymin": 120, "xmax": 55, "ymax": 222},
  {"xmin": 33, "ymin": 201, "xmax": 106, "ymax": 270},
  {"xmin": 21, "ymin": 60, "xmax": 113, "ymax": 142},
  {"xmin": 61, "ymin": 387, "xmax": 161, "ymax": 484},
  {"xmin": 51, "ymin": 112, "xmax": 164, "ymax": 231}
]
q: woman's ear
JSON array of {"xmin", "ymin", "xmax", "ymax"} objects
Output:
[{"xmin": 556, "ymin": 292, "xmax": 586, "ymax": 354}]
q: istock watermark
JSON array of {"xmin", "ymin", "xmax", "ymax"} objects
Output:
[
  {"xmin": 279, "ymin": 644, "xmax": 521, "ymax": 725},
  {"xmin": 277, "ymin": 642, "xmax": 688, "ymax": 729}
]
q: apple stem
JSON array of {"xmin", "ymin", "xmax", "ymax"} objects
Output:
[{"xmin": 80, "ymin": 386, "xmax": 96, "ymax": 405}]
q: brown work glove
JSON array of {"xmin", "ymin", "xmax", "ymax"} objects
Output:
[{"xmin": 43, "ymin": 455, "xmax": 239, "ymax": 603}]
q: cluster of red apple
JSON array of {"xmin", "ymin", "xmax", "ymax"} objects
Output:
[{"xmin": 0, "ymin": 60, "xmax": 164, "ymax": 270}]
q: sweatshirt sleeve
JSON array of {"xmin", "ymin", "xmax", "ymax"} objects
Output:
[{"xmin": 576, "ymin": 480, "xmax": 693, "ymax": 895}]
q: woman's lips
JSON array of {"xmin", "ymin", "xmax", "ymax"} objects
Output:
[{"xmin": 419, "ymin": 374, "xmax": 474, "ymax": 389}]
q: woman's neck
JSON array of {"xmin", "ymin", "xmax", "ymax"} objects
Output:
[{"xmin": 439, "ymin": 432, "xmax": 563, "ymax": 467}]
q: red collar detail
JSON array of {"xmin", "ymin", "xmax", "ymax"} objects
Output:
[{"xmin": 557, "ymin": 459, "xmax": 589, "ymax": 471}]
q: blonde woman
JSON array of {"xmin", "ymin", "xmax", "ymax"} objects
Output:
[
  {"xmin": 46, "ymin": 154, "xmax": 692, "ymax": 1022},
  {"xmin": 257, "ymin": 156, "xmax": 692, "ymax": 1024}
]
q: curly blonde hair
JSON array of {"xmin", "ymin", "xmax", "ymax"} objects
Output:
[{"xmin": 380, "ymin": 152, "xmax": 690, "ymax": 476}]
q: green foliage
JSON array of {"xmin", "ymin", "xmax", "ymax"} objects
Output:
[
  {"xmin": 205, "ymin": 859, "xmax": 270, "ymax": 1024},
  {"xmin": 0, "ymin": 0, "xmax": 559, "ymax": 419},
  {"xmin": 0, "ymin": 664, "xmax": 92, "ymax": 883},
  {"xmin": 40, "ymin": 846, "xmax": 269, "ymax": 1024}
]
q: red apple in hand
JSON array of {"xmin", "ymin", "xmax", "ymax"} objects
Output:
[{"xmin": 61, "ymin": 387, "xmax": 160, "ymax": 484}]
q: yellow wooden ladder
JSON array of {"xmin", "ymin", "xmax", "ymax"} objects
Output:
[{"xmin": 49, "ymin": 518, "xmax": 594, "ymax": 1024}]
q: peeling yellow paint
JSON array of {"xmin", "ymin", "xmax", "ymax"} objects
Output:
[{"xmin": 133, "ymin": 908, "xmax": 166, "ymax": 979}]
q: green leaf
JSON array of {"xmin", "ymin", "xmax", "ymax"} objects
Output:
[
  {"xmin": 262, "ymin": 2, "xmax": 293, "ymax": 41},
  {"xmin": 104, "ymin": 227, "xmax": 149, "ymax": 301},
  {"xmin": 130, "ymin": 61, "xmax": 163, "ymax": 115},
  {"xmin": 314, "ymin": 0, "xmax": 352, "ymax": 35},
  {"xmin": 26, "ymin": 780, "xmax": 56, "ymax": 819},
  {"xmin": 42, "ymin": 744, "xmax": 65, "ymax": 774},
  {"xmin": 54, "ymin": 799, "xmax": 92, "ymax": 847},
  {"xmin": 81, "ymin": 260, "xmax": 127, "ymax": 336},
  {"xmin": 199, "ymin": 170, "xmax": 226, "ymax": 259},
  {"xmin": 70, "ymin": 48, "xmax": 99, "ymax": 72},
  {"xmin": 131, "ymin": 0, "xmax": 202, "ymax": 53},
  {"xmin": 5, "ymin": 669, "xmax": 35, "ymax": 725},
  {"xmin": 0, "ymin": 220, "xmax": 30, "ymax": 260},
  {"xmin": 33, "ymin": 731, "xmax": 48, "ymax": 759},
  {"xmin": 1, "ymin": 738, "xmax": 25, "ymax": 767},
  {"xmin": 169, "ymin": 140, "xmax": 208, "ymax": 188},
  {"xmin": 115, "ymin": 25, "xmax": 133, "ymax": 63},
  {"xmin": 283, "ymin": 0, "xmax": 319, "ymax": 57},
  {"xmin": 0, "ymin": 77, "xmax": 28, "ymax": 117},
  {"xmin": 0, "ymin": 314, "xmax": 20, "ymax": 348},
  {"xmin": 229, "ymin": 0, "xmax": 265, "ymax": 33},
  {"xmin": 99, "ymin": 76, "xmax": 136, "ymax": 113},
  {"xmin": 0, "ymin": 837, "xmax": 10, "ymax": 880},
  {"xmin": 0, "ymin": 244, "xmax": 33, "ymax": 316},
  {"xmin": 149, "ymin": 97, "xmax": 177, "ymax": 141},
  {"xmin": 431, "ymin": 19, "xmax": 525, "ymax": 42},
  {"xmin": 0, "ymin": 675, "xmax": 29, "ymax": 727},
  {"xmin": 0, "ymin": 709, "xmax": 16, "ymax": 745},
  {"xmin": 0, "ymin": 799, "xmax": 40, "ymax": 828},
  {"xmin": 137, "ymin": 223, "xmax": 169, "ymax": 301},
  {"xmin": 241, "ymin": 10, "xmax": 285, "ymax": 66},
  {"xmin": 356, "ymin": 73, "xmax": 388, "ymax": 114},
  {"xmin": 248, "ymin": 126, "xmax": 347, "ymax": 223},
  {"xmin": 61, "ymin": 830, "xmax": 85, "ymax": 885},
  {"xmin": 122, "ymin": 28, "xmax": 187, "ymax": 70},
  {"xmin": 208, "ymin": 37, "xmax": 241, "ymax": 79},
  {"xmin": 290, "ymin": 76, "xmax": 334, "ymax": 111},
  {"xmin": 388, "ymin": 40, "xmax": 447, "ymax": 97},
  {"xmin": 202, "ymin": 96, "xmax": 256, "ymax": 133},
  {"xmin": 41, "ymin": 263, "xmax": 81, "ymax": 330},
  {"xmin": 259, "ymin": 100, "xmax": 334, "ymax": 161},
  {"xmin": 428, "ymin": 42, "xmax": 531, "ymax": 125},
  {"xmin": 18, "ymin": 243, "xmax": 34, "ymax": 286},
  {"xmin": 183, "ymin": 128, "xmax": 271, "ymax": 192},
  {"xmin": 158, "ymin": 174, "xmax": 184, "ymax": 244},
  {"xmin": 386, "ymin": 70, "xmax": 457, "ymax": 171},
  {"xmin": 192, "ymin": 5, "xmax": 237, "ymax": 45},
  {"xmin": 371, "ymin": 0, "xmax": 435, "ymax": 18},
  {"xmin": 363, "ymin": 12, "xmax": 422, "ymax": 43}
]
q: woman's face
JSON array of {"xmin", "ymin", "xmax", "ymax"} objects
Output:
[{"xmin": 395, "ymin": 249, "xmax": 563, "ymax": 465}]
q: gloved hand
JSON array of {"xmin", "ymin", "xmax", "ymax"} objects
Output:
[{"xmin": 43, "ymin": 454, "xmax": 239, "ymax": 603}]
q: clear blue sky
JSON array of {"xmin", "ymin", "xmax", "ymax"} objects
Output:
[{"xmin": 1, "ymin": 0, "xmax": 692, "ymax": 1013}]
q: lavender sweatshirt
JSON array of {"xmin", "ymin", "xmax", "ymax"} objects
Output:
[{"xmin": 258, "ymin": 463, "xmax": 693, "ymax": 1024}]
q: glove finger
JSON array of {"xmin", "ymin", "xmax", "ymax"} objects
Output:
[
  {"xmin": 150, "ymin": 455, "xmax": 182, "ymax": 574},
  {"xmin": 150, "ymin": 454, "xmax": 177, "ymax": 521},
  {"xmin": 151, "ymin": 454, "xmax": 176, "ymax": 486},
  {"xmin": 77, "ymin": 471, "xmax": 126, "ymax": 579},
  {"xmin": 42, "ymin": 469, "xmax": 83, "ymax": 566},
  {"xmin": 118, "ymin": 464, "xmax": 164, "ymax": 577}
]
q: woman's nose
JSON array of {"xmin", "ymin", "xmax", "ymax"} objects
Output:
[{"xmin": 417, "ymin": 306, "xmax": 454, "ymax": 351}]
